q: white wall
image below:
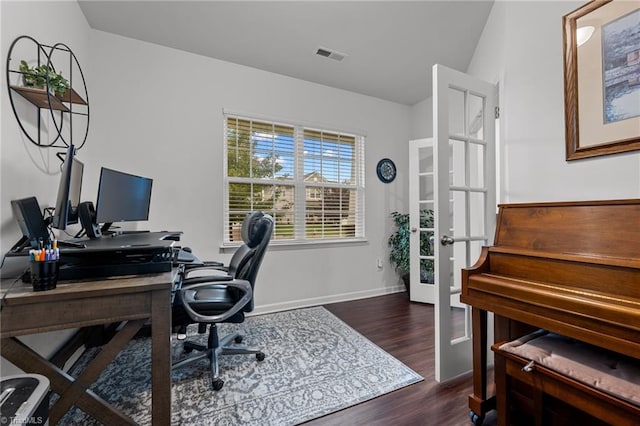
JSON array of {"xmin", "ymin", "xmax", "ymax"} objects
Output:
[
  {"xmin": 83, "ymin": 30, "xmax": 412, "ymax": 312},
  {"xmin": 1, "ymin": 0, "xmax": 92, "ymax": 376},
  {"xmin": 466, "ymin": 0, "xmax": 640, "ymax": 202},
  {"xmin": 410, "ymin": 96, "xmax": 432, "ymax": 140}
]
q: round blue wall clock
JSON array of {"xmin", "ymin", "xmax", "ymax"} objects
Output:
[{"xmin": 376, "ymin": 158, "xmax": 396, "ymax": 183}]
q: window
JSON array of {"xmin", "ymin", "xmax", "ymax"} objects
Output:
[{"xmin": 224, "ymin": 114, "xmax": 365, "ymax": 243}]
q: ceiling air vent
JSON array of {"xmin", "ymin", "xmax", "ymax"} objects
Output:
[{"xmin": 316, "ymin": 47, "xmax": 347, "ymax": 62}]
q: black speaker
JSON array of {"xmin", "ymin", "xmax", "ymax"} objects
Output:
[
  {"xmin": 10, "ymin": 197, "xmax": 50, "ymax": 251},
  {"xmin": 78, "ymin": 201, "xmax": 102, "ymax": 239}
]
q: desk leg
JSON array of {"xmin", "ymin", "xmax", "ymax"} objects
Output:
[
  {"xmin": 50, "ymin": 319, "xmax": 145, "ymax": 421},
  {"xmin": 151, "ymin": 288, "xmax": 171, "ymax": 425},
  {"xmin": 1, "ymin": 337, "xmax": 136, "ymax": 425}
]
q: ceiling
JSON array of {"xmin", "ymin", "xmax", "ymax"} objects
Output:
[{"xmin": 78, "ymin": 1, "xmax": 494, "ymax": 106}]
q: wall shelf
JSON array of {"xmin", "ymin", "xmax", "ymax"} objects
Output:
[
  {"xmin": 9, "ymin": 86, "xmax": 88, "ymax": 112},
  {"xmin": 6, "ymin": 35, "xmax": 90, "ymax": 149},
  {"xmin": 10, "ymin": 86, "xmax": 69, "ymax": 111}
]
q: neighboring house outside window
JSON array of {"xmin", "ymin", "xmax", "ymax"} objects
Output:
[{"xmin": 224, "ymin": 114, "xmax": 365, "ymax": 244}]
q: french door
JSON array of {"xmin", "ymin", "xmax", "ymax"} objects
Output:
[{"xmin": 432, "ymin": 64, "xmax": 497, "ymax": 382}]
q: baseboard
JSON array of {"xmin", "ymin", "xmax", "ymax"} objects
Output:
[{"xmin": 250, "ymin": 285, "xmax": 406, "ymax": 316}]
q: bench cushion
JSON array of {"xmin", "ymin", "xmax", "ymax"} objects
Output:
[{"xmin": 499, "ymin": 330, "xmax": 640, "ymax": 406}]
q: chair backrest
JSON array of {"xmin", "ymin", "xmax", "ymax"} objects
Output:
[
  {"xmin": 227, "ymin": 212, "xmax": 274, "ymax": 312},
  {"xmin": 227, "ymin": 212, "xmax": 265, "ymax": 276}
]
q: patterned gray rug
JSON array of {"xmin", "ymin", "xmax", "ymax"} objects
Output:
[{"xmin": 62, "ymin": 306, "xmax": 422, "ymax": 425}]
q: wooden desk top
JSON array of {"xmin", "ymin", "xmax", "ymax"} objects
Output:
[
  {"xmin": 1, "ymin": 271, "xmax": 174, "ymax": 305},
  {"xmin": 1, "ymin": 271, "xmax": 175, "ymax": 338}
]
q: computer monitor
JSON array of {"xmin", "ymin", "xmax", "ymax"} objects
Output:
[
  {"xmin": 51, "ymin": 144, "xmax": 84, "ymax": 230},
  {"xmin": 95, "ymin": 167, "xmax": 153, "ymax": 233}
]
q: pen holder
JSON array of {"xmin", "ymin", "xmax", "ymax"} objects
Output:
[{"xmin": 30, "ymin": 261, "xmax": 59, "ymax": 291}]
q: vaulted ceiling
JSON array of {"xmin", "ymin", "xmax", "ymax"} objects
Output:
[{"xmin": 78, "ymin": 1, "xmax": 494, "ymax": 105}]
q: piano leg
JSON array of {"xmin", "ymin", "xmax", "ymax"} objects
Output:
[{"xmin": 468, "ymin": 307, "xmax": 495, "ymax": 425}]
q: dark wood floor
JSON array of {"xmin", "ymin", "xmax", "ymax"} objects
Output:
[{"xmin": 306, "ymin": 292, "xmax": 496, "ymax": 426}]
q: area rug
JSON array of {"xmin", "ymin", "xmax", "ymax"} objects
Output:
[{"xmin": 61, "ymin": 306, "xmax": 423, "ymax": 425}]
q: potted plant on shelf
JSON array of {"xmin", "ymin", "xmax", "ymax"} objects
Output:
[
  {"xmin": 388, "ymin": 209, "xmax": 435, "ymax": 296},
  {"xmin": 19, "ymin": 60, "xmax": 70, "ymax": 97}
]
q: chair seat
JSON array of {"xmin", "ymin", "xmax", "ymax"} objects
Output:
[{"xmin": 183, "ymin": 287, "xmax": 237, "ymax": 315}]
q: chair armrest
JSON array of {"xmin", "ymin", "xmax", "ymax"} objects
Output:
[
  {"xmin": 203, "ymin": 260, "xmax": 225, "ymax": 267},
  {"xmin": 184, "ymin": 261, "xmax": 226, "ymax": 272},
  {"xmin": 183, "ymin": 267, "xmax": 231, "ymax": 281},
  {"xmin": 179, "ymin": 279, "xmax": 253, "ymax": 323},
  {"xmin": 182, "ymin": 274, "xmax": 233, "ymax": 286}
]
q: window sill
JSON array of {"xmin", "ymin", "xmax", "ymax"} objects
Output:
[{"xmin": 220, "ymin": 237, "xmax": 368, "ymax": 252}]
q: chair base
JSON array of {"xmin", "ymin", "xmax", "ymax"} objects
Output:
[{"xmin": 172, "ymin": 324, "xmax": 265, "ymax": 390}]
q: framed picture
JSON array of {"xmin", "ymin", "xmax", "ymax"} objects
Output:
[{"xmin": 563, "ymin": 0, "xmax": 640, "ymax": 160}]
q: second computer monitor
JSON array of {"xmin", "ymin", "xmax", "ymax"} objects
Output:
[
  {"xmin": 95, "ymin": 167, "xmax": 153, "ymax": 233},
  {"xmin": 51, "ymin": 144, "xmax": 84, "ymax": 230}
]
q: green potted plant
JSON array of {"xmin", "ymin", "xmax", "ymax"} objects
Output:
[
  {"xmin": 388, "ymin": 209, "xmax": 435, "ymax": 295},
  {"xmin": 19, "ymin": 60, "xmax": 70, "ymax": 97}
]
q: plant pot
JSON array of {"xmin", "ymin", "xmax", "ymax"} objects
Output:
[{"xmin": 402, "ymin": 272, "xmax": 410, "ymax": 297}]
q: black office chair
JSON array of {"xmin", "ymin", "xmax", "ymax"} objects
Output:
[{"xmin": 172, "ymin": 211, "xmax": 273, "ymax": 390}]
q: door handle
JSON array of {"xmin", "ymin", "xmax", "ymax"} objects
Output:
[
  {"xmin": 440, "ymin": 235, "xmax": 455, "ymax": 246},
  {"xmin": 411, "ymin": 227, "xmax": 418, "ymax": 233}
]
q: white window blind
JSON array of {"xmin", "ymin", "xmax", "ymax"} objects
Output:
[{"xmin": 224, "ymin": 114, "xmax": 365, "ymax": 243}]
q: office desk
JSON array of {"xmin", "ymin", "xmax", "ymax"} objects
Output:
[{"xmin": 0, "ymin": 271, "xmax": 174, "ymax": 425}]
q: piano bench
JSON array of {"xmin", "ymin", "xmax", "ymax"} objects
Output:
[{"xmin": 492, "ymin": 330, "xmax": 640, "ymax": 426}]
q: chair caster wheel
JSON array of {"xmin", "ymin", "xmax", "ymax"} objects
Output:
[
  {"xmin": 234, "ymin": 335, "xmax": 243, "ymax": 344},
  {"xmin": 183, "ymin": 347, "xmax": 193, "ymax": 354},
  {"xmin": 469, "ymin": 410, "xmax": 484, "ymax": 426},
  {"xmin": 212, "ymin": 378, "xmax": 224, "ymax": 391},
  {"xmin": 256, "ymin": 352, "xmax": 266, "ymax": 361}
]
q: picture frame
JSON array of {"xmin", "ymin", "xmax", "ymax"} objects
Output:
[{"xmin": 563, "ymin": 0, "xmax": 640, "ymax": 161}]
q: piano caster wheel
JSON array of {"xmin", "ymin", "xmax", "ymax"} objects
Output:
[
  {"xmin": 469, "ymin": 411, "xmax": 484, "ymax": 426},
  {"xmin": 212, "ymin": 378, "xmax": 224, "ymax": 391}
]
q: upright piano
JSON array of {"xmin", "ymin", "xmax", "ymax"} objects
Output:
[{"xmin": 461, "ymin": 199, "xmax": 640, "ymax": 424}]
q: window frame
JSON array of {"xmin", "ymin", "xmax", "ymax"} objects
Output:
[{"xmin": 223, "ymin": 112, "xmax": 366, "ymax": 246}]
